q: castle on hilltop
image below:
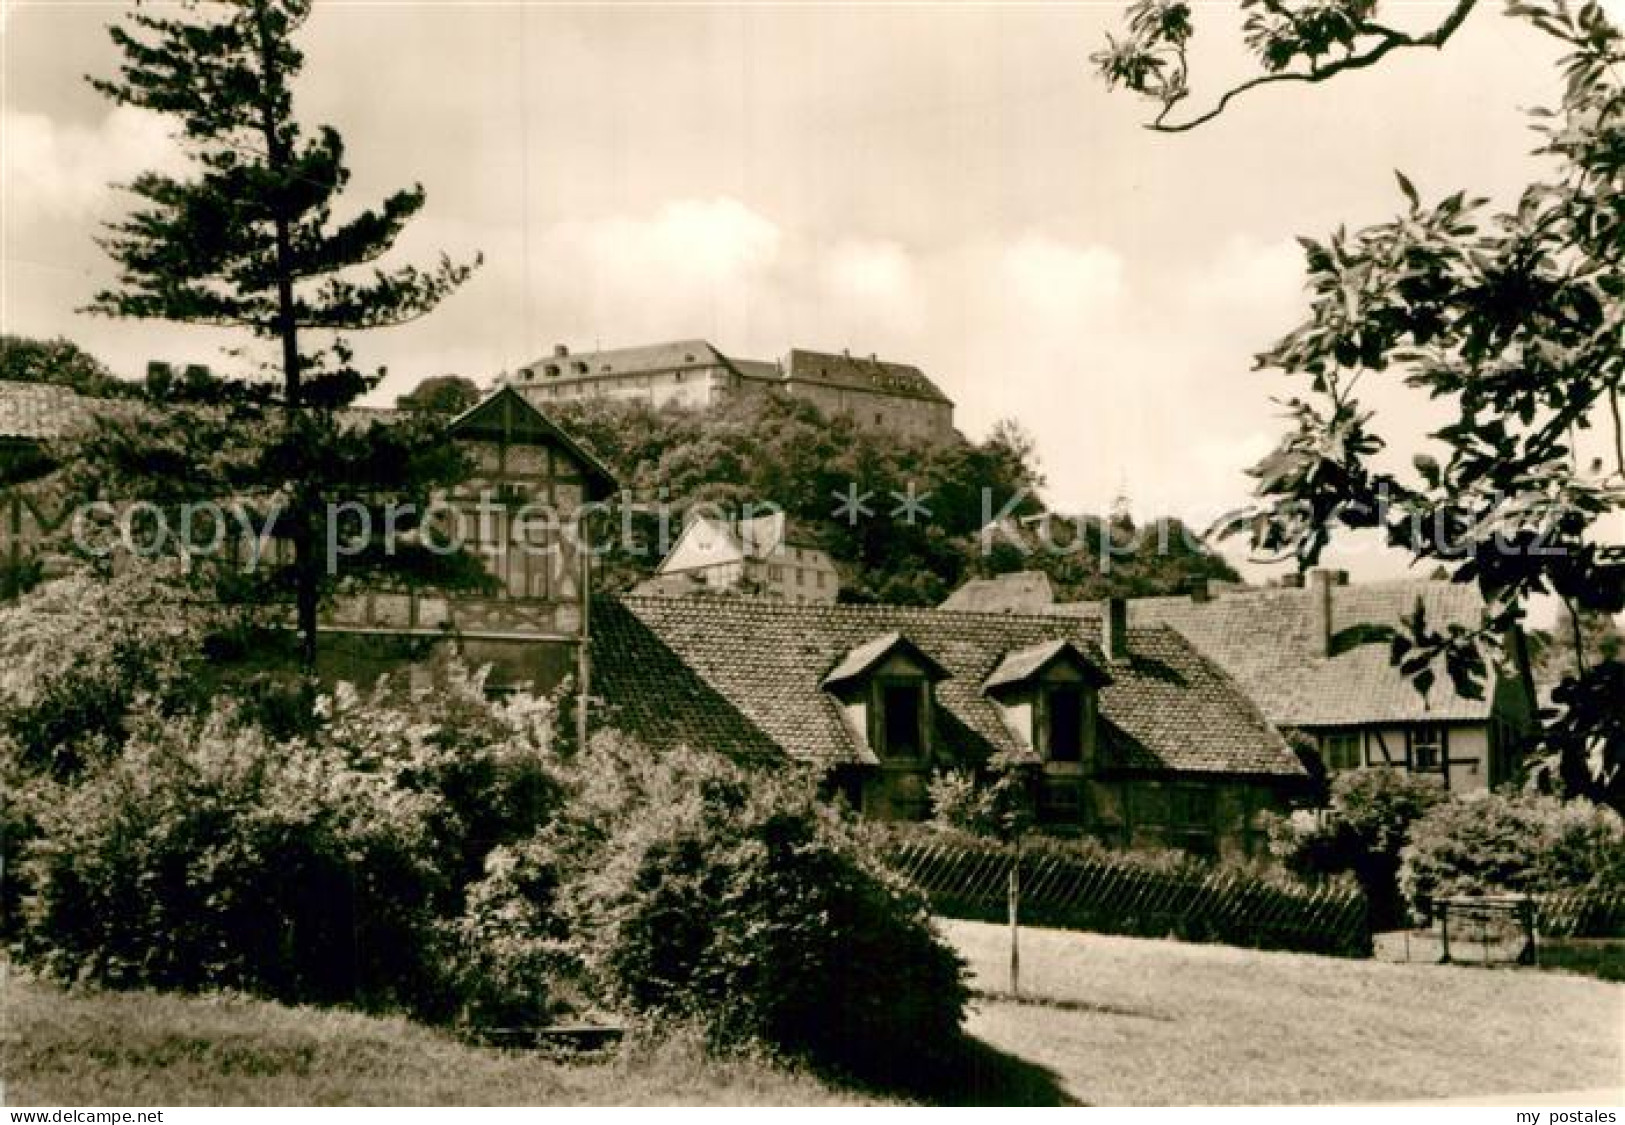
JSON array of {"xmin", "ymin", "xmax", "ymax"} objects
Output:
[{"xmin": 504, "ymin": 339, "xmax": 956, "ymax": 443}]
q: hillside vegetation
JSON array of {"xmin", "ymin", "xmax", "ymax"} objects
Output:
[{"xmin": 550, "ymin": 394, "xmax": 1237, "ymax": 605}]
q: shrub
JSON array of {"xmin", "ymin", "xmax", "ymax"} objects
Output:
[
  {"xmin": 1265, "ymin": 769, "xmax": 1446, "ymax": 927},
  {"xmin": 15, "ymin": 658, "xmax": 562, "ymax": 1020},
  {"xmin": 20, "ymin": 709, "xmax": 449, "ymax": 1010},
  {"xmin": 0, "ymin": 569, "xmax": 211, "ymax": 777},
  {"xmin": 541, "ymin": 735, "xmax": 967, "ymax": 1085},
  {"xmin": 447, "ymin": 838, "xmax": 584, "ymax": 1032},
  {"xmin": 1400, "ymin": 793, "xmax": 1625, "ymax": 910}
]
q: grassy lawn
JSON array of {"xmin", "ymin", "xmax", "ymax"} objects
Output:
[
  {"xmin": 1, "ymin": 975, "xmax": 882, "ymax": 1106},
  {"xmin": 9, "ymin": 925, "xmax": 1623, "ymax": 1106},
  {"xmin": 947, "ymin": 919, "xmax": 1625, "ymax": 1105}
]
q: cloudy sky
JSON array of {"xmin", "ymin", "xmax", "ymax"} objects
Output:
[{"xmin": 3, "ymin": 1, "xmax": 1617, "ymax": 582}]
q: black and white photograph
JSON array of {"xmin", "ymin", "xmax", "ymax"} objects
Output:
[{"xmin": 0, "ymin": 0, "xmax": 1622, "ymax": 1110}]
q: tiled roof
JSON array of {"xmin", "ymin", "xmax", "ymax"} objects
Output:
[
  {"xmin": 983, "ymin": 639, "xmax": 1107, "ymax": 692},
  {"xmin": 822, "ymin": 631, "xmax": 948, "ymax": 689},
  {"xmin": 590, "ymin": 595, "xmax": 1304, "ymax": 777},
  {"xmin": 783, "ymin": 348, "xmax": 952, "ymax": 405},
  {"xmin": 1052, "ymin": 579, "xmax": 1499, "ymax": 726},
  {"xmin": 940, "ymin": 571, "xmax": 1056, "ymax": 613}
]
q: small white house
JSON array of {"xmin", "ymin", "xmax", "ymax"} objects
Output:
[{"xmin": 644, "ymin": 511, "xmax": 840, "ymax": 603}]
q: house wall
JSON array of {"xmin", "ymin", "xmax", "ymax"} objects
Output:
[
  {"xmin": 1072, "ymin": 776, "xmax": 1289, "ymax": 859},
  {"xmin": 853, "ymin": 756, "xmax": 1292, "ymax": 860},
  {"xmin": 742, "ymin": 545, "xmax": 839, "ymax": 603},
  {"xmin": 1315, "ymin": 720, "xmax": 1500, "ymax": 791}
]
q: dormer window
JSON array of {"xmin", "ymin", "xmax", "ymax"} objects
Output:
[
  {"xmin": 822, "ymin": 632, "xmax": 948, "ymax": 762},
  {"xmin": 983, "ymin": 638, "xmax": 1111, "ymax": 769},
  {"xmin": 1046, "ymin": 685, "xmax": 1085, "ymax": 762},
  {"xmin": 881, "ymin": 682, "xmax": 926, "ymax": 758}
]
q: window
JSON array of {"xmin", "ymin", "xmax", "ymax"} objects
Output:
[
  {"xmin": 880, "ymin": 683, "xmax": 925, "ymax": 757},
  {"xmin": 1411, "ymin": 726, "xmax": 1445, "ymax": 772},
  {"xmin": 796, "ymin": 568, "xmax": 806, "ymax": 586},
  {"xmin": 1172, "ymin": 786, "xmax": 1218, "ymax": 857},
  {"xmin": 875, "ymin": 412, "xmax": 884, "ymax": 425},
  {"xmin": 1321, "ymin": 731, "xmax": 1362, "ymax": 771},
  {"xmin": 768, "ymin": 565, "xmax": 785, "ymax": 582},
  {"xmin": 815, "ymin": 571, "xmax": 826, "ymax": 588},
  {"xmin": 1047, "ymin": 686, "xmax": 1084, "ymax": 762}
]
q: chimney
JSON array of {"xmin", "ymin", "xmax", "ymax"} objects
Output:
[
  {"xmin": 1188, "ymin": 578, "xmax": 1211, "ymax": 604},
  {"xmin": 1309, "ymin": 568, "xmax": 1334, "ymax": 658},
  {"xmin": 553, "ymin": 344, "xmax": 569, "ymax": 358},
  {"xmin": 1103, "ymin": 596, "xmax": 1128, "ymax": 660}
]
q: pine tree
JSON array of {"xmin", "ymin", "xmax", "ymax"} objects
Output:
[{"xmin": 83, "ymin": 0, "xmax": 484, "ymax": 668}]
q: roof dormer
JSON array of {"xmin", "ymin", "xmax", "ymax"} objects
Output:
[
  {"xmin": 822, "ymin": 632, "xmax": 948, "ymax": 762},
  {"xmin": 983, "ymin": 639, "xmax": 1110, "ymax": 770}
]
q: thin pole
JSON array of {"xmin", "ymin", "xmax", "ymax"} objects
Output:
[
  {"xmin": 1008, "ymin": 836, "xmax": 1021, "ymax": 1000},
  {"xmin": 576, "ymin": 511, "xmax": 591, "ymax": 754}
]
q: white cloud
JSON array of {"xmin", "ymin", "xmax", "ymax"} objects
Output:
[
  {"xmin": 1182, "ymin": 236, "xmax": 1305, "ymax": 321},
  {"xmin": 521, "ymin": 197, "xmax": 783, "ymax": 347},
  {"xmin": 820, "ymin": 238, "xmax": 916, "ymax": 308},
  {"xmin": 3, "ymin": 106, "xmax": 184, "ymax": 226},
  {"xmin": 997, "ymin": 235, "xmax": 1125, "ymax": 325},
  {"xmin": 545, "ymin": 197, "xmax": 780, "ymax": 286}
]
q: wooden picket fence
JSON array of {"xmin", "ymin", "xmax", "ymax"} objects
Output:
[
  {"xmin": 888, "ymin": 837, "xmax": 1372, "ymax": 958},
  {"xmin": 1532, "ymin": 889, "xmax": 1625, "ymax": 938}
]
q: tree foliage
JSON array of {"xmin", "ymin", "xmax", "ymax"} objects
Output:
[
  {"xmin": 1096, "ymin": 0, "xmax": 1625, "ymax": 804},
  {"xmin": 0, "ymin": 336, "xmax": 132, "ymax": 398},
  {"xmin": 1094, "ymin": 0, "xmax": 1481, "ymax": 132},
  {"xmin": 396, "ymin": 374, "xmax": 482, "ymax": 417},
  {"xmin": 551, "ymin": 393, "xmax": 1237, "ymax": 605},
  {"xmin": 82, "ymin": 0, "xmax": 482, "ymax": 667}
]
